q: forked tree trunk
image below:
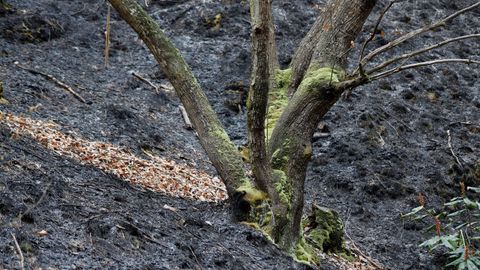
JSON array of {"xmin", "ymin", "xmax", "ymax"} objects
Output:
[
  {"xmin": 106, "ymin": 0, "xmax": 480, "ymax": 261},
  {"xmin": 107, "ymin": 0, "xmax": 376, "ymax": 256},
  {"xmin": 266, "ymin": 0, "xmax": 377, "ymax": 251}
]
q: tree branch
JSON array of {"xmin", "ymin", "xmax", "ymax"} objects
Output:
[
  {"xmin": 107, "ymin": 0, "xmax": 248, "ymax": 198},
  {"xmin": 250, "ymin": 0, "xmax": 278, "ymax": 84},
  {"xmin": 360, "ymin": 1, "xmax": 480, "ymax": 67},
  {"xmin": 358, "ymin": 0, "xmax": 398, "ymax": 76},
  {"xmin": 369, "ymin": 58, "xmax": 480, "ymax": 80},
  {"xmin": 287, "ymin": 3, "xmax": 333, "ymax": 97},
  {"xmin": 366, "ymin": 34, "xmax": 480, "ymax": 75}
]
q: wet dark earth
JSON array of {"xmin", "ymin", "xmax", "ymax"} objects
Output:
[{"xmin": 0, "ymin": 0, "xmax": 479, "ymax": 269}]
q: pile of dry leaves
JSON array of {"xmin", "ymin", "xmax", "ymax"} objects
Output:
[{"xmin": 0, "ymin": 111, "xmax": 227, "ymax": 202}]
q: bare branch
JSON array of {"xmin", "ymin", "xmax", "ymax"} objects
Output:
[
  {"xmin": 250, "ymin": 0, "xmax": 278, "ymax": 82},
  {"xmin": 361, "ymin": 1, "xmax": 480, "ymax": 67},
  {"xmin": 358, "ymin": 0, "xmax": 398, "ymax": 76},
  {"xmin": 367, "ymin": 34, "xmax": 480, "ymax": 75},
  {"xmin": 370, "ymin": 59, "xmax": 480, "ymax": 80}
]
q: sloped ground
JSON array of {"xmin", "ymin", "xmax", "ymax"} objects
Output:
[{"xmin": 0, "ymin": 0, "xmax": 479, "ymax": 269}]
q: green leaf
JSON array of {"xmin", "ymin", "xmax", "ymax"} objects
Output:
[
  {"xmin": 402, "ymin": 206, "xmax": 424, "ymax": 218},
  {"xmin": 463, "ymin": 198, "xmax": 478, "ymax": 209},
  {"xmin": 420, "ymin": 236, "xmax": 441, "ymax": 249},
  {"xmin": 471, "ymin": 257, "xmax": 480, "ymax": 266},
  {"xmin": 446, "ymin": 199, "xmax": 466, "ymax": 206},
  {"xmin": 455, "ymin": 222, "xmax": 469, "ymax": 230},
  {"xmin": 466, "ymin": 260, "xmax": 479, "ymax": 270},
  {"xmin": 448, "ymin": 209, "xmax": 467, "ymax": 217},
  {"xmin": 413, "ymin": 214, "xmax": 428, "ymax": 221},
  {"xmin": 447, "ymin": 256, "xmax": 464, "ymax": 266},
  {"xmin": 440, "ymin": 236, "xmax": 456, "ymax": 250},
  {"xmin": 467, "ymin": 186, "xmax": 480, "ymax": 193}
]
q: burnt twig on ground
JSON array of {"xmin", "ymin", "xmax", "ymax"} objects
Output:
[
  {"xmin": 10, "ymin": 232, "xmax": 25, "ymax": 270},
  {"xmin": 447, "ymin": 129, "xmax": 463, "ymax": 169},
  {"xmin": 15, "ymin": 63, "xmax": 86, "ymax": 103},
  {"xmin": 131, "ymin": 71, "xmax": 159, "ymax": 93}
]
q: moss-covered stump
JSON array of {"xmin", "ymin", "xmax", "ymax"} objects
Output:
[{"xmin": 304, "ymin": 204, "xmax": 347, "ymax": 254}]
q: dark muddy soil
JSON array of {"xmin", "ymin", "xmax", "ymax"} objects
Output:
[{"xmin": 0, "ymin": 0, "xmax": 479, "ymax": 269}]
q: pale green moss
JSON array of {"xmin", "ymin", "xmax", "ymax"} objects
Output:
[
  {"xmin": 305, "ymin": 205, "xmax": 348, "ymax": 255},
  {"xmin": 236, "ymin": 179, "xmax": 268, "ymax": 204},
  {"xmin": 273, "ymin": 169, "xmax": 291, "ymax": 205},
  {"xmin": 294, "ymin": 235, "xmax": 319, "ymax": 266},
  {"xmin": 271, "ymin": 148, "xmax": 288, "ymax": 169},
  {"xmin": 265, "ymin": 69, "xmax": 291, "ymax": 139},
  {"xmin": 298, "ymin": 67, "xmax": 345, "ymax": 95}
]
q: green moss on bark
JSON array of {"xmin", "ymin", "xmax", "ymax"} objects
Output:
[
  {"xmin": 235, "ymin": 179, "xmax": 267, "ymax": 204},
  {"xmin": 304, "ymin": 205, "xmax": 349, "ymax": 256},
  {"xmin": 300, "ymin": 66, "xmax": 345, "ymax": 91},
  {"xmin": 294, "ymin": 235, "xmax": 319, "ymax": 265},
  {"xmin": 273, "ymin": 169, "xmax": 291, "ymax": 205},
  {"xmin": 265, "ymin": 69, "xmax": 291, "ymax": 139}
]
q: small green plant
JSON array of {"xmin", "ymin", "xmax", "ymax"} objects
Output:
[{"xmin": 403, "ymin": 183, "xmax": 480, "ymax": 270}]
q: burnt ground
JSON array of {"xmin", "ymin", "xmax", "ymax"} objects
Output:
[{"xmin": 0, "ymin": 0, "xmax": 479, "ymax": 269}]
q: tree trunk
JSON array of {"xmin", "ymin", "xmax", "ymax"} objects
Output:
[
  {"xmin": 267, "ymin": 0, "xmax": 377, "ymax": 252},
  {"xmin": 108, "ymin": 0, "xmax": 377, "ymax": 259},
  {"xmin": 107, "ymin": 0, "xmax": 248, "ymax": 199}
]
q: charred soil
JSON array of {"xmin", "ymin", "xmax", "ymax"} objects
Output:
[{"xmin": 0, "ymin": 0, "xmax": 479, "ymax": 269}]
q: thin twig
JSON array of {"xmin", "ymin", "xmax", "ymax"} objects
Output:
[
  {"xmin": 178, "ymin": 105, "xmax": 193, "ymax": 130},
  {"xmin": 360, "ymin": 2, "xmax": 480, "ymax": 67},
  {"xmin": 357, "ymin": 0, "xmax": 398, "ymax": 76},
  {"xmin": 188, "ymin": 245, "xmax": 203, "ymax": 270},
  {"xmin": 344, "ymin": 232, "xmax": 386, "ymax": 270},
  {"xmin": 447, "ymin": 129, "xmax": 463, "ymax": 169},
  {"xmin": 18, "ymin": 179, "xmax": 53, "ymax": 222},
  {"xmin": 131, "ymin": 71, "xmax": 159, "ymax": 93},
  {"xmin": 367, "ymin": 34, "xmax": 480, "ymax": 75},
  {"xmin": 15, "ymin": 63, "xmax": 86, "ymax": 103},
  {"xmin": 104, "ymin": 3, "xmax": 111, "ymax": 68},
  {"xmin": 370, "ymin": 59, "xmax": 480, "ymax": 80},
  {"xmin": 10, "ymin": 233, "xmax": 25, "ymax": 270}
]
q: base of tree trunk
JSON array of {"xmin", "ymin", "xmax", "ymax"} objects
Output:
[{"xmin": 239, "ymin": 194, "xmax": 349, "ymax": 266}]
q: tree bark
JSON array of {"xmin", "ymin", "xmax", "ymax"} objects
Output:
[
  {"xmin": 247, "ymin": 0, "xmax": 288, "ymax": 239},
  {"xmin": 287, "ymin": 0, "xmax": 376, "ymax": 96},
  {"xmin": 107, "ymin": 0, "xmax": 248, "ymax": 198},
  {"xmin": 268, "ymin": 0, "xmax": 377, "ymax": 252}
]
